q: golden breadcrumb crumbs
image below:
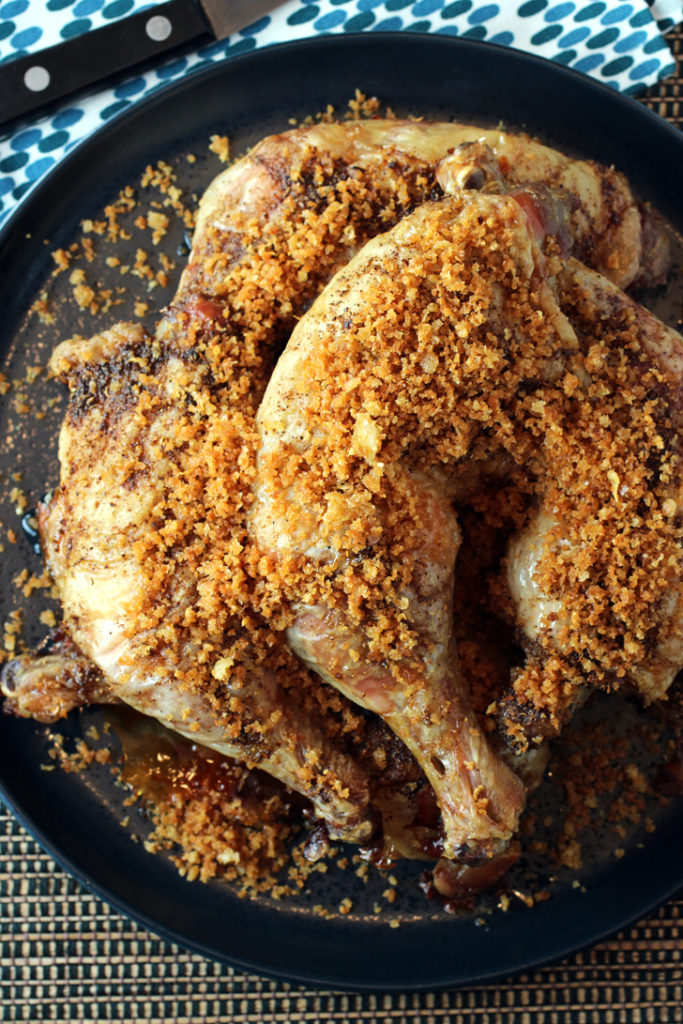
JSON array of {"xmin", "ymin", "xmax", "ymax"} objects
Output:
[
  {"xmin": 30, "ymin": 293, "xmax": 55, "ymax": 324},
  {"xmin": 209, "ymin": 135, "xmax": 230, "ymax": 163},
  {"xmin": 347, "ymin": 90, "xmax": 382, "ymax": 120}
]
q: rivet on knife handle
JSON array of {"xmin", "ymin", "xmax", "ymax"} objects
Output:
[{"xmin": 0, "ymin": 0, "xmax": 210, "ymax": 130}]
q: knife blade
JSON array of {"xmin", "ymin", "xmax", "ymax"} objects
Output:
[{"xmin": 0, "ymin": 0, "xmax": 283, "ymax": 129}]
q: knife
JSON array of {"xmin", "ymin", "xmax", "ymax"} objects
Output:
[{"xmin": 0, "ymin": 0, "xmax": 284, "ymax": 128}]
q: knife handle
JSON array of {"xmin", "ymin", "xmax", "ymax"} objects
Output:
[{"xmin": 0, "ymin": 0, "xmax": 210, "ymax": 129}]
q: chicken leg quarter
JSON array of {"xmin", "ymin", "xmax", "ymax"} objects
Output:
[
  {"xmin": 250, "ymin": 164, "xmax": 681, "ymax": 860},
  {"xmin": 248, "ymin": 191, "xmax": 577, "ymax": 859}
]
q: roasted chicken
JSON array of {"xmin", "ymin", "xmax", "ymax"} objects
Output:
[{"xmin": 2, "ymin": 119, "xmax": 678, "ymax": 884}]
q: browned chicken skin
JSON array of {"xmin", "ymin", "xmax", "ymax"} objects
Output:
[{"xmin": 2, "ymin": 119, "xmax": 677, "ymax": 882}]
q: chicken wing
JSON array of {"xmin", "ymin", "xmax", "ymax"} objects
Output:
[{"xmin": 1, "ymin": 629, "xmax": 116, "ymax": 724}]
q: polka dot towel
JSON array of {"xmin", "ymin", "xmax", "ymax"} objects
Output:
[{"xmin": 0, "ymin": 0, "xmax": 680, "ymax": 225}]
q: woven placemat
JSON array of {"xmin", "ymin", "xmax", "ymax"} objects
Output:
[{"xmin": 2, "ymin": 27, "xmax": 683, "ymax": 1024}]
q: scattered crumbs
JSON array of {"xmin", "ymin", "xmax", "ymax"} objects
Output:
[
  {"xmin": 382, "ymin": 887, "xmax": 396, "ymax": 904},
  {"xmin": 3, "ymin": 606, "xmax": 24, "ymax": 655},
  {"xmin": 389, "ymin": 919, "xmax": 400, "ymax": 929},
  {"xmin": 9, "ymin": 486, "xmax": 28, "ymax": 514},
  {"xmin": 73, "ymin": 282, "xmax": 96, "ymax": 310},
  {"xmin": 346, "ymin": 89, "xmax": 382, "ymax": 120},
  {"xmin": 338, "ymin": 897, "xmax": 353, "ymax": 915},
  {"xmin": 147, "ymin": 210, "xmax": 169, "ymax": 244},
  {"xmin": 51, "ymin": 248, "xmax": 71, "ymax": 274},
  {"xmin": 13, "ymin": 567, "xmax": 53, "ymax": 599},
  {"xmin": 354, "ymin": 860, "xmax": 370, "ymax": 882},
  {"xmin": 11, "ymin": 391, "xmax": 30, "ymax": 416},
  {"xmin": 209, "ymin": 134, "xmax": 230, "ymax": 163},
  {"xmin": 558, "ymin": 838, "xmax": 583, "ymax": 871},
  {"xmin": 510, "ymin": 889, "xmax": 535, "ymax": 909},
  {"xmin": 30, "ymin": 292, "xmax": 55, "ymax": 324},
  {"xmin": 533, "ymin": 709, "xmax": 674, "ymax": 876},
  {"xmin": 47, "ymin": 734, "xmax": 112, "ymax": 772}
]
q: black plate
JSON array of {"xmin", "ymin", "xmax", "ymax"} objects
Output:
[{"xmin": 0, "ymin": 34, "xmax": 681, "ymax": 991}]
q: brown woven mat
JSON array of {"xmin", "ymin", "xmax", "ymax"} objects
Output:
[
  {"xmin": 2, "ymin": 26, "xmax": 683, "ymax": 1024},
  {"xmin": 1, "ymin": 801, "xmax": 681, "ymax": 1022}
]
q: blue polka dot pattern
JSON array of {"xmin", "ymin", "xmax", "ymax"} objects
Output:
[
  {"xmin": 0, "ymin": 0, "xmax": 29, "ymax": 15},
  {"xmin": 10, "ymin": 24, "xmax": 42, "ymax": 46},
  {"xmin": 0, "ymin": 0, "xmax": 679, "ymax": 225},
  {"xmin": 74, "ymin": 0, "xmax": 104, "ymax": 14},
  {"xmin": 545, "ymin": 4, "xmax": 575, "ymax": 23}
]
